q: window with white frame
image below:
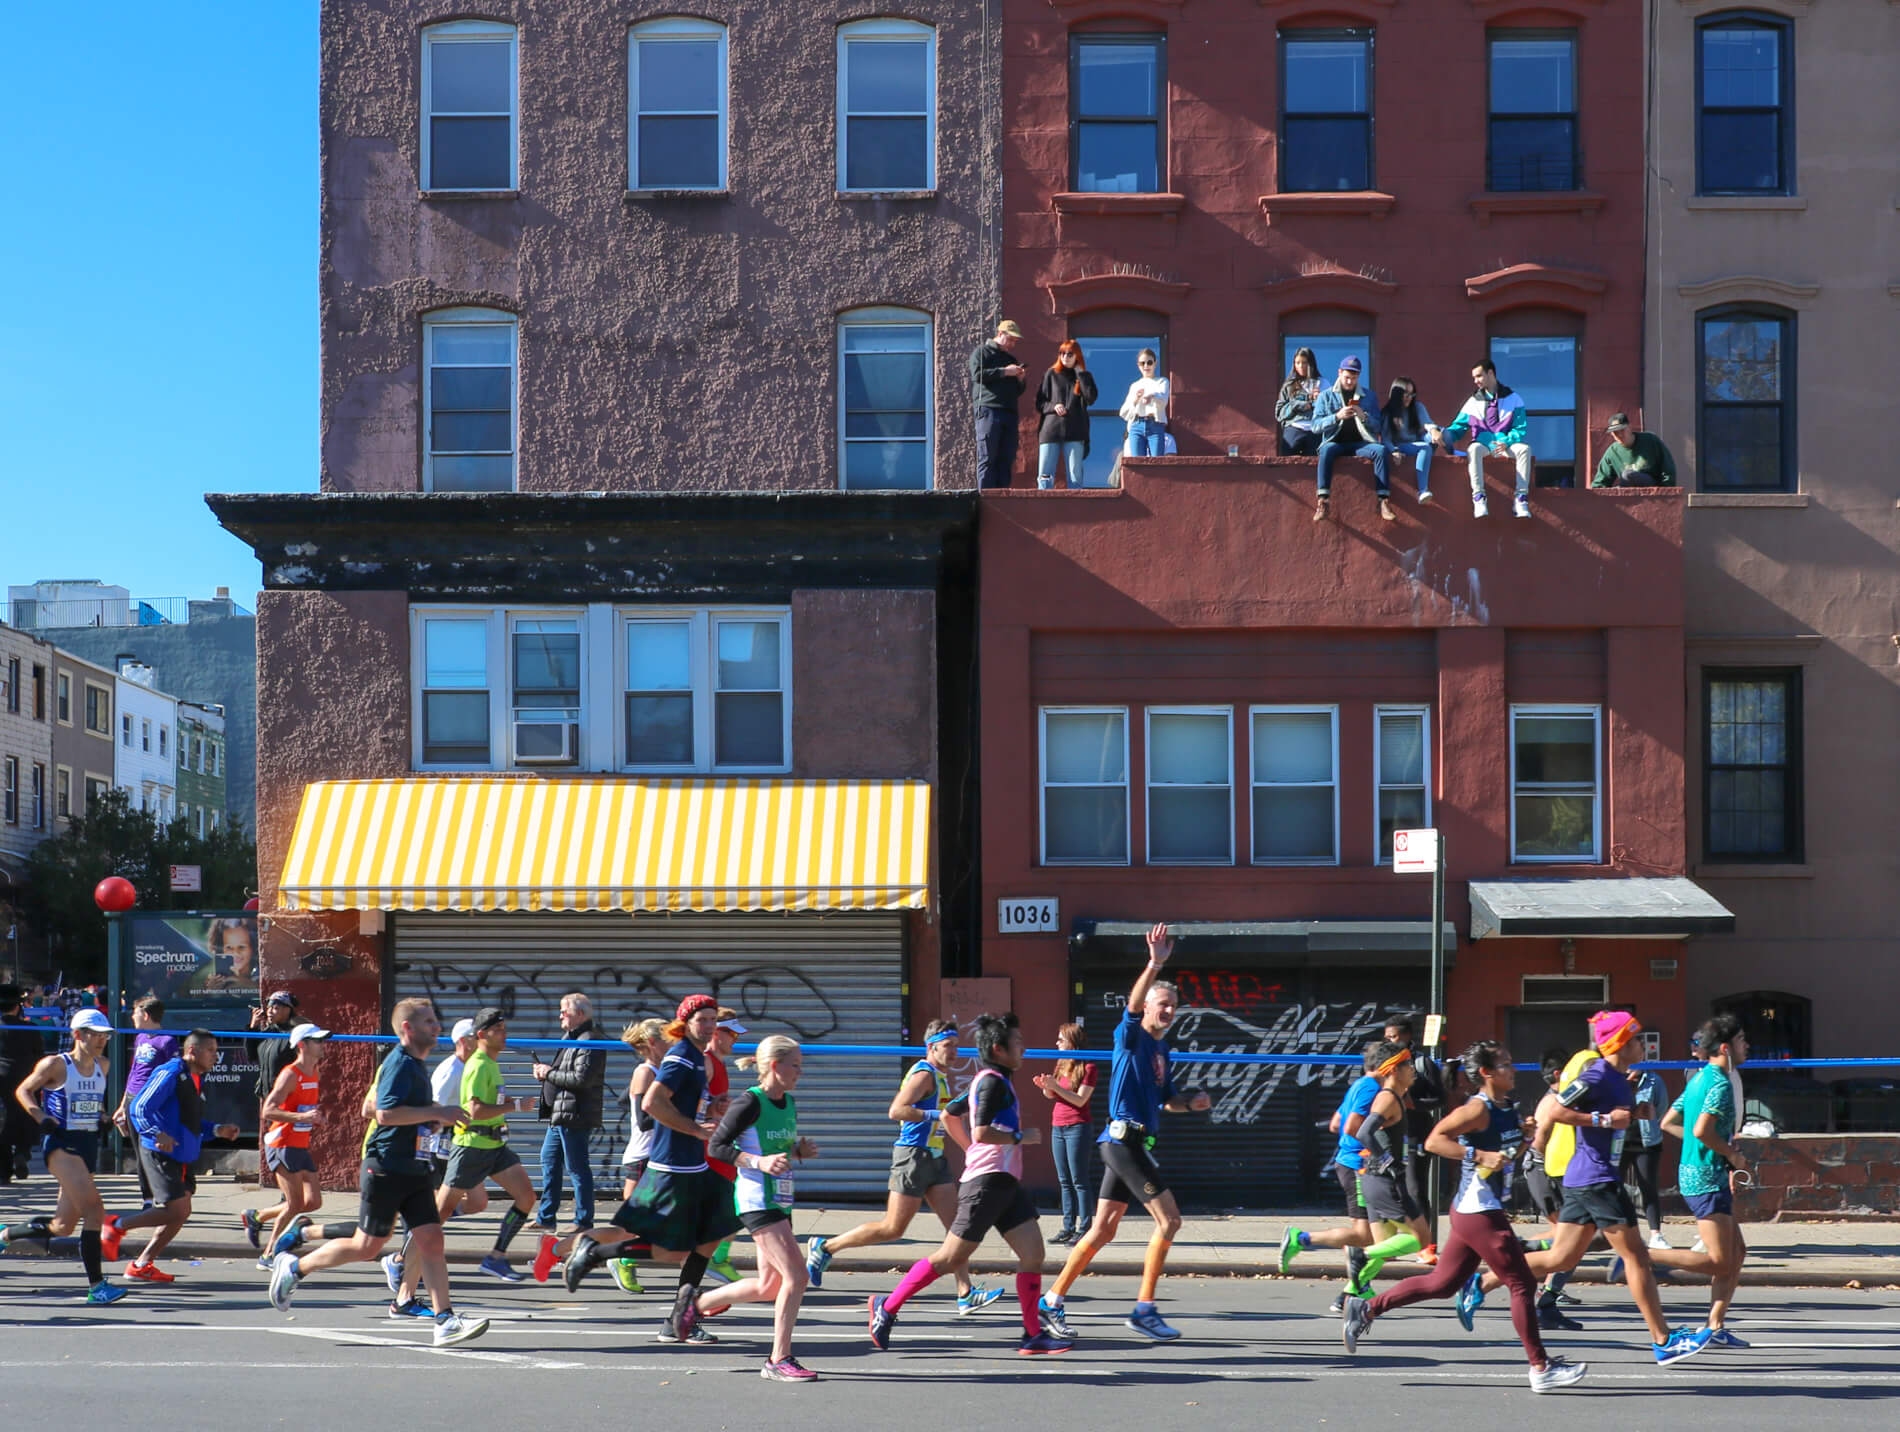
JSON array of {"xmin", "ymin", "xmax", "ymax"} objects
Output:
[
  {"xmin": 626, "ymin": 619, "xmax": 695, "ymax": 766},
  {"xmin": 511, "ymin": 616, "xmax": 583, "ymax": 764},
  {"xmin": 420, "ymin": 616, "xmax": 492, "ymax": 766},
  {"xmin": 422, "ymin": 21, "xmax": 517, "ymax": 191},
  {"xmin": 141, "ymin": 720, "xmax": 151, "ymax": 753},
  {"xmin": 1374, "ymin": 705, "xmax": 1430, "ymax": 864},
  {"xmin": 208, "ymin": 742, "xmax": 219, "ymax": 776},
  {"xmin": 122, "ymin": 713, "xmax": 132, "ymax": 747},
  {"xmin": 56, "ymin": 766, "xmax": 71, "ymax": 819},
  {"xmin": 1146, "ymin": 708, "xmax": 1233, "ymax": 863},
  {"xmin": 425, "ymin": 309, "xmax": 517, "ymax": 492},
  {"xmin": 1251, "ymin": 706, "xmax": 1339, "ymax": 864},
  {"xmin": 31, "ymin": 763, "xmax": 44, "ymax": 829},
  {"xmin": 630, "ymin": 18, "xmax": 727, "ymax": 190},
  {"xmin": 838, "ymin": 19, "xmax": 935, "ymax": 191},
  {"xmin": 622, "ymin": 612, "xmax": 789, "ymax": 772},
  {"xmin": 1041, "ymin": 708, "xmax": 1129, "ymax": 864},
  {"xmin": 1511, "ymin": 705, "xmax": 1601, "ymax": 862},
  {"xmin": 839, "ymin": 309, "xmax": 932, "ymax": 489},
  {"xmin": 2, "ymin": 757, "xmax": 15, "ymax": 825},
  {"xmin": 158, "ymin": 725, "xmax": 168, "ymax": 758},
  {"xmin": 713, "ymin": 617, "xmax": 788, "ymax": 768}
]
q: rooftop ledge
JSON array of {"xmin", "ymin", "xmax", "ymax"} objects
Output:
[{"xmin": 1051, "ymin": 192, "xmax": 1187, "ymax": 216}]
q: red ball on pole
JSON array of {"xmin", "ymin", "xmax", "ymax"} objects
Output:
[{"xmin": 94, "ymin": 876, "xmax": 137, "ymax": 913}]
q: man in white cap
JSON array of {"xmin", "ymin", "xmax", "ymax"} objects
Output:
[{"xmin": 0, "ymin": 1009, "xmax": 128, "ymax": 1302}]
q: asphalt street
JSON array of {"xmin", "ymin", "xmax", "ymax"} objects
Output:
[{"xmin": 3, "ymin": 1254, "xmax": 1897, "ymax": 1431}]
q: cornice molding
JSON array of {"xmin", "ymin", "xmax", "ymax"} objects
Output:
[
  {"xmin": 1675, "ymin": 273, "xmax": 1820, "ymax": 306},
  {"xmin": 1042, "ymin": 271, "xmax": 1193, "ymax": 316},
  {"xmin": 1263, "ymin": 268, "xmax": 1398, "ymax": 309},
  {"xmin": 1471, "ymin": 0, "xmax": 1603, "ymax": 18},
  {"xmin": 1463, "ymin": 263, "xmax": 1607, "ymax": 311},
  {"xmin": 1045, "ymin": 0, "xmax": 1186, "ymax": 24}
]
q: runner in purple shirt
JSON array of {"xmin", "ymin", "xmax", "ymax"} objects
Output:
[{"xmin": 112, "ymin": 997, "xmax": 180, "ymax": 1208}]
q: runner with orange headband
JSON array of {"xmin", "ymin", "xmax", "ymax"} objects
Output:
[{"xmin": 1460, "ymin": 1010, "xmax": 1710, "ymax": 1367}]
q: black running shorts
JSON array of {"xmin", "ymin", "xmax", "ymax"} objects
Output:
[
  {"xmin": 137, "ymin": 1144, "xmax": 196, "ymax": 1206},
  {"xmin": 1099, "ymin": 1137, "xmax": 1169, "ymax": 1207},
  {"xmin": 950, "ymin": 1172, "xmax": 1039, "ymax": 1242},
  {"xmin": 1558, "ymin": 1178, "xmax": 1638, "ymax": 1230},
  {"xmin": 358, "ymin": 1158, "xmax": 441, "ymax": 1240},
  {"xmin": 1356, "ymin": 1166, "xmax": 1415, "ymax": 1223},
  {"xmin": 1336, "ymin": 1162, "xmax": 1364, "ymax": 1219}
]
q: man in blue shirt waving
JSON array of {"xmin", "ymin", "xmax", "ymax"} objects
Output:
[{"xmin": 1039, "ymin": 923, "xmax": 1211, "ymax": 1342}]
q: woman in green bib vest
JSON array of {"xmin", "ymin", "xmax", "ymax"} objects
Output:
[{"xmin": 699, "ymin": 1035, "xmax": 821, "ymax": 1382}]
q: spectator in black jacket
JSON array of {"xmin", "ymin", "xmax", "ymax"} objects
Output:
[
  {"xmin": 1034, "ymin": 340, "xmax": 1100, "ymax": 490},
  {"xmin": 1384, "ymin": 1013, "xmax": 1446, "ymax": 1253},
  {"xmin": 970, "ymin": 319, "xmax": 1028, "ymax": 490},
  {"xmin": 0, "ymin": 985, "xmax": 48, "ymax": 1183},
  {"xmin": 533, "ymin": 992, "xmax": 605, "ymax": 1230}
]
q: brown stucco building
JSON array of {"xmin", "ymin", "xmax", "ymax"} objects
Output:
[
  {"xmin": 214, "ymin": 1, "xmax": 993, "ymax": 1191},
  {"xmin": 1647, "ymin": 1, "xmax": 1900, "ymax": 1077}
]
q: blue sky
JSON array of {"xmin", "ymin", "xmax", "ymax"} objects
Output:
[{"xmin": 0, "ymin": 5, "xmax": 316, "ymax": 610}]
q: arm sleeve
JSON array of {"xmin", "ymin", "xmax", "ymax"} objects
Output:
[
  {"xmin": 708, "ymin": 1090, "xmax": 764, "ymax": 1166},
  {"xmin": 971, "ymin": 1074, "xmax": 1012, "ymax": 1129}
]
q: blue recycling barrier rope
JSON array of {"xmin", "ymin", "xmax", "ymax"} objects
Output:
[{"xmin": 77, "ymin": 1027, "xmax": 1900, "ymax": 1072}]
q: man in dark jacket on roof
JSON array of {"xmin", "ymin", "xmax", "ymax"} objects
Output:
[
  {"xmin": 533, "ymin": 992, "xmax": 605, "ymax": 1230},
  {"xmin": 970, "ymin": 319, "xmax": 1029, "ymax": 490}
]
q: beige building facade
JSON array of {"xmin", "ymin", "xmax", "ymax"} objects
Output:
[{"xmin": 1647, "ymin": 0, "xmax": 1900, "ymax": 1061}]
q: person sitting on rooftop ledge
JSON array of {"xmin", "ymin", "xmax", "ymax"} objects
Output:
[
  {"xmin": 1312, "ymin": 355, "xmax": 1392, "ymax": 524},
  {"xmin": 1592, "ymin": 413, "xmax": 1677, "ymax": 489},
  {"xmin": 1274, "ymin": 347, "xmax": 1323, "ymax": 456},
  {"xmin": 1442, "ymin": 359, "xmax": 1533, "ymax": 520},
  {"xmin": 1382, "ymin": 378, "xmax": 1441, "ymax": 508}
]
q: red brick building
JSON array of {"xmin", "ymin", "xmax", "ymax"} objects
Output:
[{"xmin": 981, "ymin": 0, "xmax": 1731, "ymax": 1203}]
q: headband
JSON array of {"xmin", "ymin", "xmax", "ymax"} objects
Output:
[
  {"xmin": 1374, "ymin": 1048, "xmax": 1414, "ymax": 1079},
  {"xmin": 925, "ymin": 1027, "xmax": 960, "ymax": 1046}
]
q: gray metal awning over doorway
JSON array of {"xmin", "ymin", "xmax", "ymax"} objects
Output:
[
  {"xmin": 1070, "ymin": 919, "xmax": 1457, "ymax": 968},
  {"xmin": 1468, "ymin": 877, "xmax": 1736, "ymax": 940}
]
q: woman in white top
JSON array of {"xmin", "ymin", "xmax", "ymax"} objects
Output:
[{"xmin": 1118, "ymin": 350, "xmax": 1170, "ymax": 457}]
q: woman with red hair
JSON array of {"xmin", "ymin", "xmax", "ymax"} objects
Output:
[{"xmin": 1035, "ymin": 340, "xmax": 1099, "ymax": 489}]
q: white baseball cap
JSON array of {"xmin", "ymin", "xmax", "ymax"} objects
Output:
[
  {"xmin": 290, "ymin": 1023, "xmax": 332, "ymax": 1047},
  {"xmin": 70, "ymin": 1008, "xmax": 112, "ymax": 1034},
  {"xmin": 717, "ymin": 1016, "xmax": 748, "ymax": 1035},
  {"xmin": 451, "ymin": 1018, "xmax": 477, "ymax": 1042}
]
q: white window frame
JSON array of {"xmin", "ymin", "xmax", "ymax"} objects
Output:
[
  {"xmin": 1249, "ymin": 704, "xmax": 1341, "ymax": 866},
  {"xmin": 629, "ymin": 17, "xmax": 729, "ymax": 192},
  {"xmin": 421, "ymin": 19, "xmax": 518, "ymax": 193},
  {"xmin": 1143, "ymin": 706, "xmax": 1234, "ymax": 866},
  {"xmin": 413, "ymin": 607, "xmax": 505, "ymax": 772},
  {"xmin": 837, "ymin": 18, "xmax": 937, "ymax": 193},
  {"xmin": 56, "ymin": 670, "xmax": 72, "ymax": 727},
  {"xmin": 1038, "ymin": 705, "xmax": 1131, "ymax": 867},
  {"xmin": 838, "ymin": 307, "xmax": 934, "ymax": 491},
  {"xmin": 423, "ymin": 307, "xmax": 518, "ymax": 492},
  {"xmin": 618, "ymin": 608, "xmax": 792, "ymax": 774},
  {"xmin": 1509, "ymin": 703, "xmax": 1602, "ymax": 864},
  {"xmin": 1373, "ymin": 704, "xmax": 1432, "ymax": 866},
  {"xmin": 31, "ymin": 763, "xmax": 44, "ymax": 830}
]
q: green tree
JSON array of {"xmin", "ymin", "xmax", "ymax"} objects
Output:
[{"xmin": 18, "ymin": 789, "xmax": 256, "ymax": 982}]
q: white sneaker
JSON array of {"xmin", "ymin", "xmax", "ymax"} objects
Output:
[
  {"xmin": 1513, "ymin": 495, "xmax": 1532, "ymax": 519},
  {"xmin": 1647, "ymin": 1231, "xmax": 1671, "ymax": 1251},
  {"xmin": 1690, "ymin": 1236, "xmax": 1707, "ymax": 1254},
  {"xmin": 1472, "ymin": 494, "xmax": 1489, "ymax": 518},
  {"xmin": 1530, "ymin": 1355, "xmax": 1587, "ymax": 1392},
  {"xmin": 433, "ymin": 1313, "xmax": 490, "ymax": 1347}
]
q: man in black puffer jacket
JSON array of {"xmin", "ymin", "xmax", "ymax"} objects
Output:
[{"xmin": 533, "ymin": 992, "xmax": 605, "ymax": 1231}]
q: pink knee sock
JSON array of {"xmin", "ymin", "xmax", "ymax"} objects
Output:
[
  {"xmin": 1017, "ymin": 1271, "xmax": 1042, "ymax": 1337},
  {"xmin": 886, "ymin": 1257, "xmax": 940, "ymax": 1313}
]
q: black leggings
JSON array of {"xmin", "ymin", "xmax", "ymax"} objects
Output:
[
  {"xmin": 1621, "ymin": 1144, "xmax": 1662, "ymax": 1233},
  {"xmin": 1368, "ymin": 1209, "xmax": 1547, "ymax": 1367}
]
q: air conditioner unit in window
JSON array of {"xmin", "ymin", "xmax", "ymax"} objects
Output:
[
  {"xmin": 1521, "ymin": 975, "xmax": 1610, "ymax": 1005},
  {"xmin": 512, "ymin": 720, "xmax": 578, "ymax": 765}
]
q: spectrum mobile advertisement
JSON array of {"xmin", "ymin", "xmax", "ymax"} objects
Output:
[{"xmin": 124, "ymin": 913, "xmax": 260, "ymax": 1135}]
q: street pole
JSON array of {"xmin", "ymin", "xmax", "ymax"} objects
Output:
[
  {"xmin": 1427, "ymin": 835, "xmax": 1446, "ymax": 1242},
  {"xmin": 106, "ymin": 912, "xmax": 125, "ymax": 1172}
]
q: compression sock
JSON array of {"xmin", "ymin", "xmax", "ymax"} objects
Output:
[
  {"xmin": 679, "ymin": 1251, "xmax": 709, "ymax": 1289},
  {"xmin": 886, "ymin": 1258, "xmax": 941, "ymax": 1313},
  {"xmin": 80, "ymin": 1229, "xmax": 104, "ymax": 1284},
  {"xmin": 494, "ymin": 1206, "xmax": 529, "ymax": 1255},
  {"xmin": 712, "ymin": 1239, "xmax": 733, "ymax": 1268},
  {"xmin": 2, "ymin": 1216, "xmax": 55, "ymax": 1251},
  {"xmin": 1016, "ymin": 1272, "xmax": 1042, "ymax": 1337},
  {"xmin": 1354, "ymin": 1229, "xmax": 1421, "ymax": 1294},
  {"xmin": 317, "ymin": 1221, "xmax": 358, "ymax": 1241},
  {"xmin": 1051, "ymin": 1238, "xmax": 1102, "ymax": 1298},
  {"xmin": 1138, "ymin": 1233, "xmax": 1173, "ymax": 1305},
  {"xmin": 570, "ymin": 1236, "xmax": 607, "ymax": 1274}
]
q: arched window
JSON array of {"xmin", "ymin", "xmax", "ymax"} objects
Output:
[
  {"xmin": 1488, "ymin": 306, "xmax": 1584, "ymax": 487},
  {"xmin": 1697, "ymin": 304, "xmax": 1793, "ymax": 491},
  {"xmin": 837, "ymin": 20, "xmax": 935, "ymax": 192},
  {"xmin": 838, "ymin": 307, "xmax": 933, "ymax": 490},
  {"xmin": 629, "ymin": 18, "xmax": 728, "ymax": 191},
  {"xmin": 423, "ymin": 307, "xmax": 517, "ymax": 492},
  {"xmin": 1696, "ymin": 12, "xmax": 1794, "ymax": 196},
  {"xmin": 421, "ymin": 20, "xmax": 518, "ymax": 192}
]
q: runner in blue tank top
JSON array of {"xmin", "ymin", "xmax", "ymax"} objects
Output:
[
  {"xmin": 0, "ymin": 1009, "xmax": 125, "ymax": 1303},
  {"xmin": 805, "ymin": 1018, "xmax": 997, "ymax": 1314}
]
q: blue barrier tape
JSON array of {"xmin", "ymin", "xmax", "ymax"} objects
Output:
[{"xmin": 80, "ymin": 1027, "xmax": 1900, "ymax": 1072}]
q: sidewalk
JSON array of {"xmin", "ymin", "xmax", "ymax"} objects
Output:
[{"xmin": 8, "ymin": 1176, "xmax": 1895, "ymax": 1289}]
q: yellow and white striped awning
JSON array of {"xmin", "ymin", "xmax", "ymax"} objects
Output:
[{"xmin": 277, "ymin": 778, "xmax": 932, "ymax": 914}]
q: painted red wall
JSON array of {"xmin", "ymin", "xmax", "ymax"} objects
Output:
[{"xmin": 1000, "ymin": 0, "xmax": 1643, "ymax": 471}]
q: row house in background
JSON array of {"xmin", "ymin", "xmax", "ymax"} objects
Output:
[
  {"xmin": 1, "ymin": 625, "xmax": 57, "ymax": 883},
  {"xmin": 212, "ymin": 0, "xmax": 992, "ymax": 1190},
  {"xmin": 113, "ymin": 661, "xmax": 177, "ymax": 824},
  {"xmin": 1647, "ymin": 1, "xmax": 1900, "ymax": 1081},
  {"xmin": 51, "ymin": 647, "xmax": 119, "ymax": 830},
  {"xmin": 982, "ymin": 0, "xmax": 1735, "ymax": 1202},
  {"xmin": 175, "ymin": 702, "xmax": 229, "ymax": 837}
]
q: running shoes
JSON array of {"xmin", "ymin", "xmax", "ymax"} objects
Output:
[
  {"xmin": 1529, "ymin": 1355, "xmax": 1588, "ymax": 1392},
  {"xmin": 268, "ymin": 1252, "xmax": 301, "ymax": 1311},
  {"xmin": 656, "ymin": 1322, "xmax": 718, "ymax": 1345},
  {"xmin": 433, "ymin": 1314, "xmax": 490, "ymax": 1347},
  {"xmin": 761, "ymin": 1356, "xmax": 818, "ymax": 1381},
  {"xmin": 270, "ymin": 1214, "xmax": 313, "ymax": 1260},
  {"xmin": 561, "ymin": 1243, "xmax": 594, "ymax": 1294},
  {"xmin": 478, "ymin": 1253, "xmax": 525, "ymax": 1283},
  {"xmin": 867, "ymin": 1294, "xmax": 897, "ymax": 1350},
  {"xmin": 381, "ymin": 1253, "xmax": 404, "ymax": 1295},
  {"xmin": 123, "ymin": 1261, "xmax": 173, "ymax": 1284},
  {"xmin": 1537, "ymin": 1303, "xmax": 1585, "ymax": 1332},
  {"xmin": 1655, "ymin": 1326, "xmax": 1713, "ymax": 1366},
  {"xmin": 1125, "ymin": 1304, "xmax": 1181, "ymax": 1341},
  {"xmin": 611, "ymin": 1258, "xmax": 645, "ymax": 1294},
  {"xmin": 1646, "ymin": 1230, "xmax": 1671, "ymax": 1251},
  {"xmin": 957, "ymin": 1286, "xmax": 1003, "ymax": 1316},
  {"xmin": 1456, "ymin": 1272, "xmax": 1485, "ymax": 1331},
  {"xmin": 532, "ymin": 1234, "xmax": 559, "ymax": 1283},
  {"xmin": 804, "ymin": 1235, "xmax": 831, "ymax": 1289},
  {"xmin": 86, "ymin": 1281, "xmax": 129, "ymax": 1306},
  {"xmin": 1706, "ymin": 1328, "xmax": 1750, "ymax": 1349},
  {"xmin": 388, "ymin": 1298, "xmax": 434, "ymax": 1319},
  {"xmin": 1038, "ymin": 1296, "xmax": 1073, "ymax": 1340},
  {"xmin": 99, "ymin": 1215, "xmax": 125, "ymax": 1263},
  {"xmin": 1341, "ymin": 1294, "xmax": 1373, "ymax": 1353},
  {"xmin": 1019, "ymin": 1331, "xmax": 1074, "ymax": 1356},
  {"xmin": 1277, "ymin": 1227, "xmax": 1303, "ymax": 1274},
  {"xmin": 241, "ymin": 1208, "xmax": 263, "ymax": 1250}
]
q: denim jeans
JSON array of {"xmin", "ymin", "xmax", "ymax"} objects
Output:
[
  {"xmin": 1051, "ymin": 1124, "xmax": 1092, "ymax": 1231},
  {"xmin": 537, "ymin": 1124, "xmax": 595, "ymax": 1228},
  {"xmin": 1388, "ymin": 439, "xmax": 1436, "ymax": 496},
  {"xmin": 1125, "ymin": 418, "xmax": 1165, "ymax": 458},
  {"xmin": 1316, "ymin": 440, "xmax": 1390, "ymax": 497},
  {"xmin": 1038, "ymin": 440, "xmax": 1085, "ymax": 488}
]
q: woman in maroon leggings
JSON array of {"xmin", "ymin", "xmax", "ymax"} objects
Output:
[{"xmin": 1340, "ymin": 1042, "xmax": 1587, "ymax": 1394}]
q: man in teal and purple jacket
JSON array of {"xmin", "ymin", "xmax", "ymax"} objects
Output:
[{"xmin": 1442, "ymin": 358, "xmax": 1534, "ymax": 520}]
